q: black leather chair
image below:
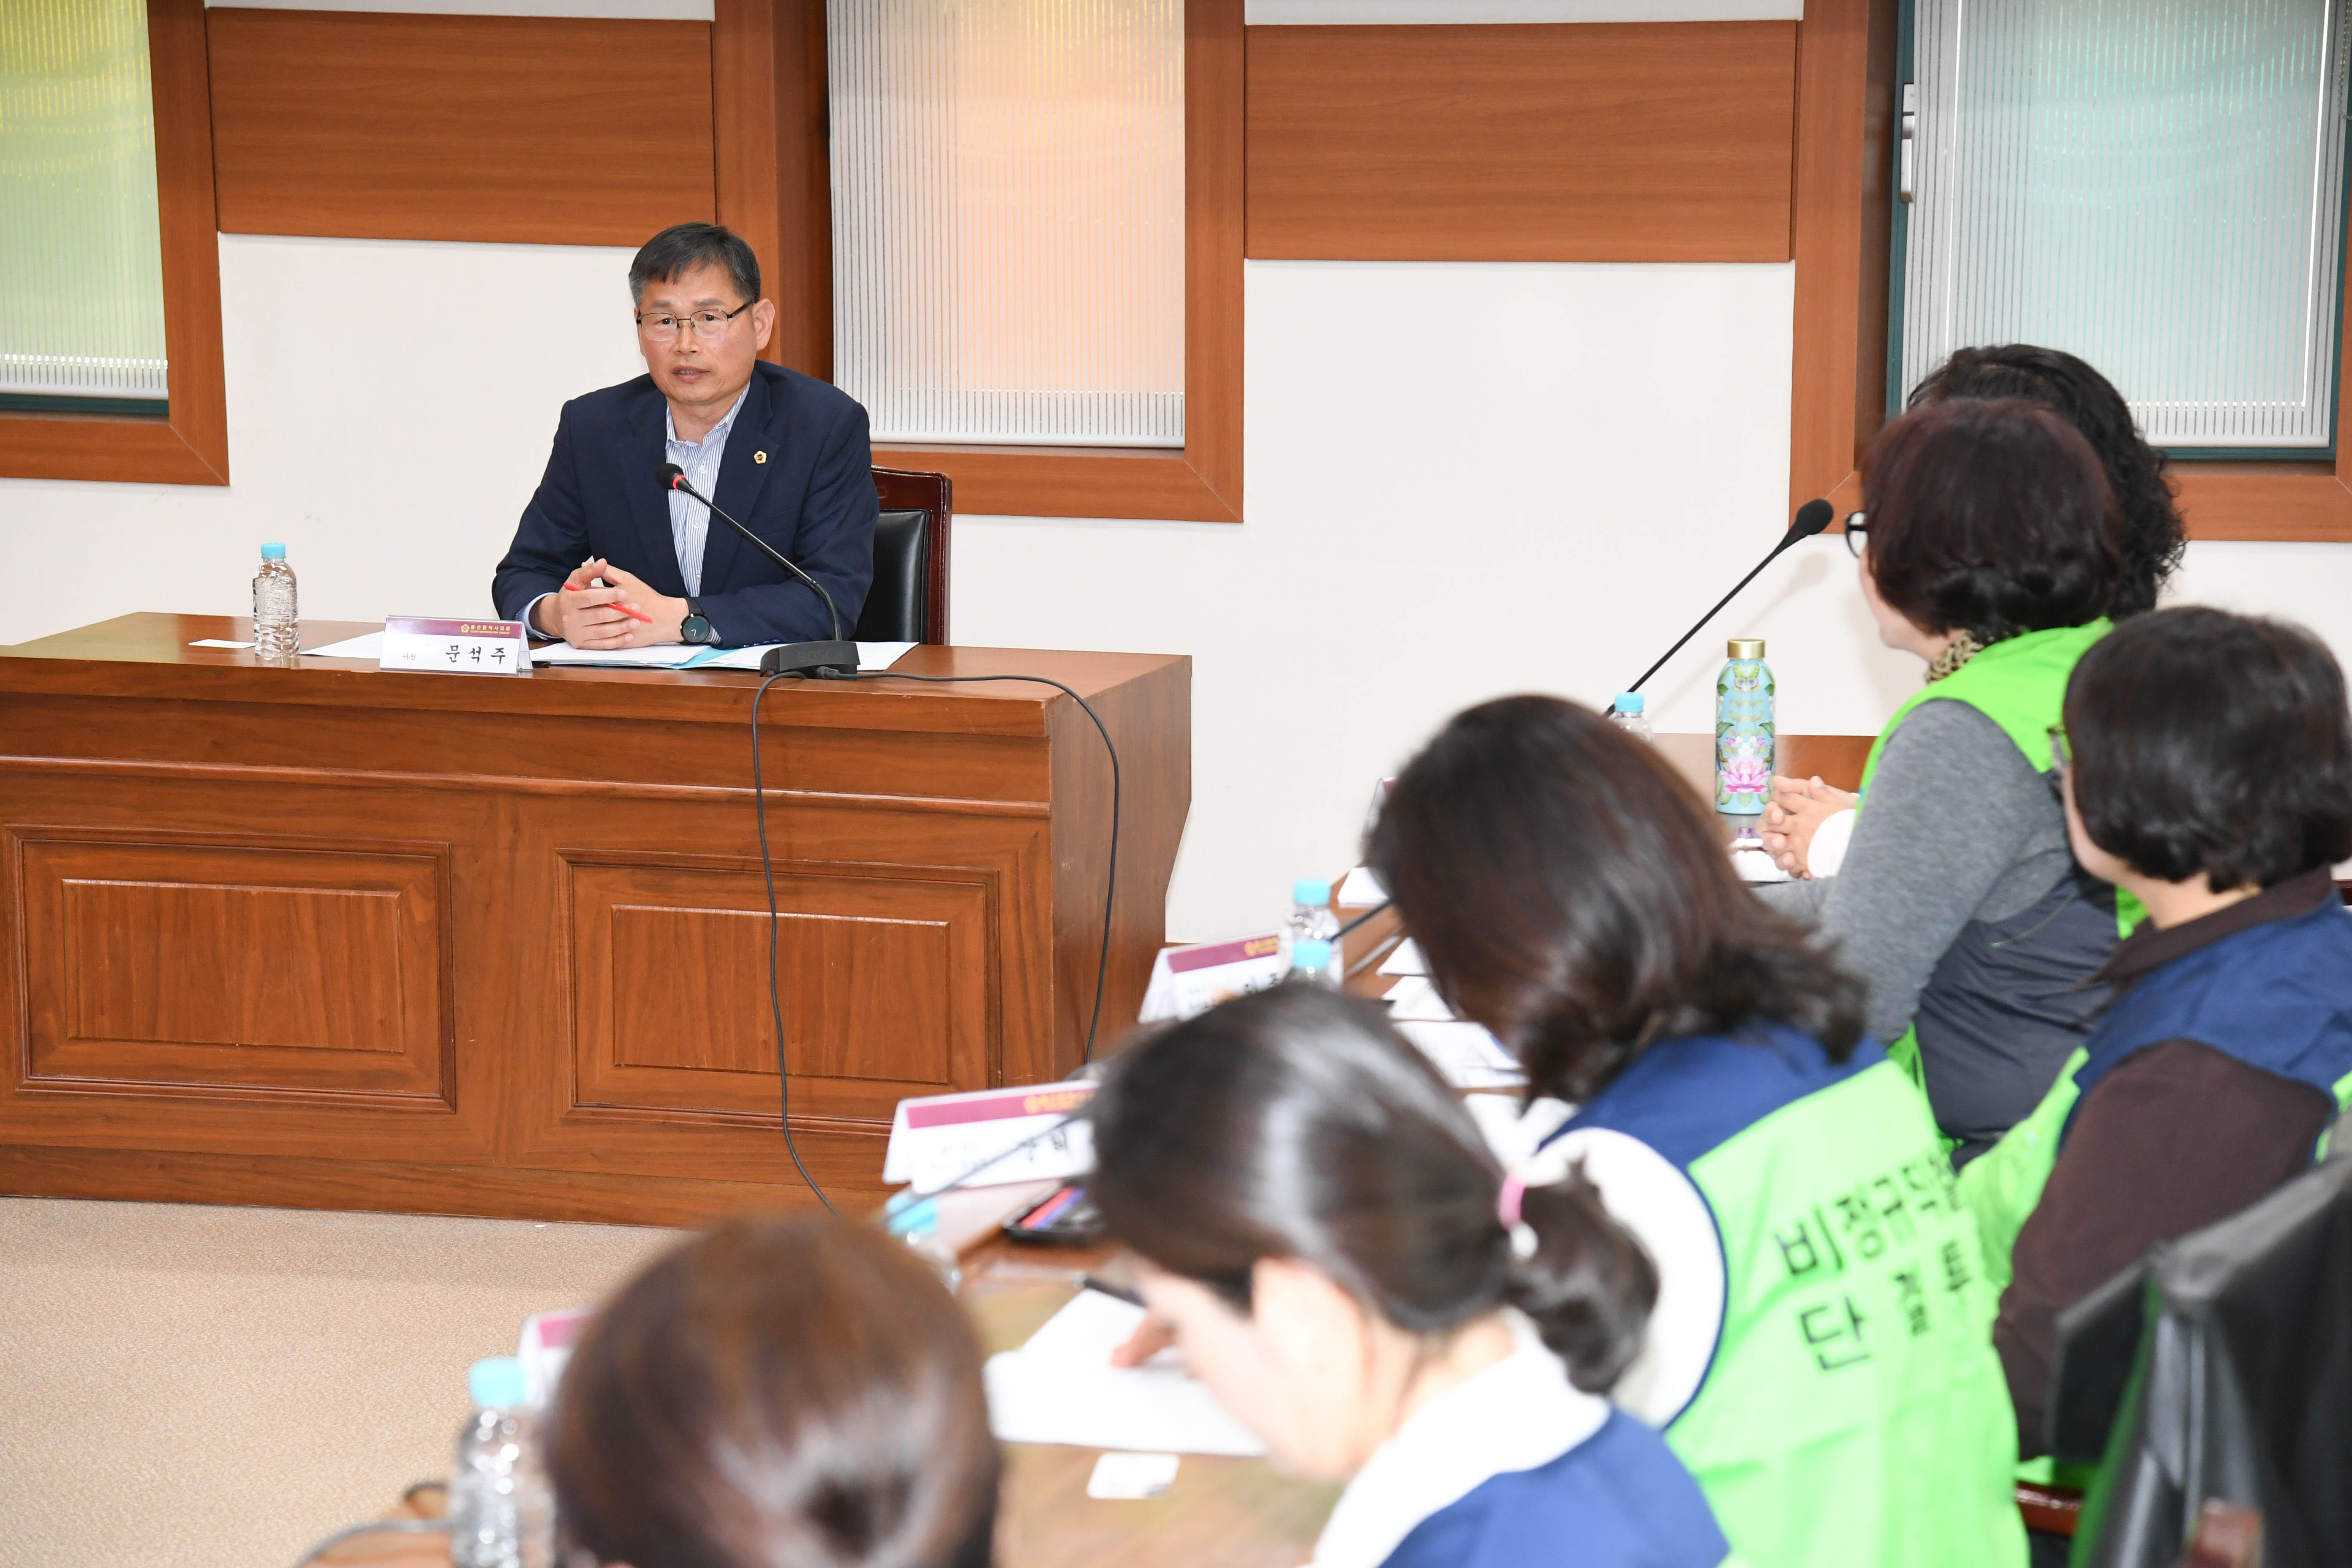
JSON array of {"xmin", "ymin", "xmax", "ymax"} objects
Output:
[
  {"xmin": 2054, "ymin": 1109, "xmax": 2352, "ymax": 1568},
  {"xmin": 854, "ymin": 468, "xmax": 952, "ymax": 644}
]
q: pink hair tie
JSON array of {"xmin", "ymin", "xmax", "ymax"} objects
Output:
[{"xmin": 1497, "ymin": 1172, "xmax": 1529, "ymax": 1229}]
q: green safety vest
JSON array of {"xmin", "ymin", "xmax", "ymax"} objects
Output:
[
  {"xmin": 1553, "ymin": 1034, "xmax": 2028, "ymax": 1568},
  {"xmin": 1850, "ymin": 620, "xmax": 2144, "ymax": 1087}
]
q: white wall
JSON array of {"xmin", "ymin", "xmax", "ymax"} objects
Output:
[
  {"xmin": 5, "ymin": 235, "xmax": 644, "ymax": 635},
  {"xmin": 5, "ymin": 237, "xmax": 2350, "ymax": 943}
]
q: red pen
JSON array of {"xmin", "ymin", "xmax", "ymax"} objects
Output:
[{"xmin": 564, "ymin": 581, "xmax": 654, "ymax": 623}]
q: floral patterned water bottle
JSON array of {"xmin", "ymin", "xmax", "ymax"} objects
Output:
[{"xmin": 1715, "ymin": 637, "xmax": 1775, "ymax": 814}]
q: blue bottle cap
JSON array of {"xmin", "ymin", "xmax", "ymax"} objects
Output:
[
  {"xmin": 259, "ymin": 542, "xmax": 286, "ymax": 560},
  {"xmin": 469, "ymin": 1356, "xmax": 528, "ymax": 1408},
  {"xmin": 1612, "ymin": 692, "xmax": 1644, "ymax": 714},
  {"xmin": 1291, "ymin": 938, "xmax": 1333, "ymax": 971},
  {"xmin": 1292, "ymin": 877, "xmax": 1331, "ymax": 906}
]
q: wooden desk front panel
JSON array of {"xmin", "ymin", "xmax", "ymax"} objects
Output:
[{"xmin": 0, "ymin": 619, "xmax": 1187, "ymax": 1224}]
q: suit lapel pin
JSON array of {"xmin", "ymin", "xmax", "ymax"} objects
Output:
[{"xmin": 754, "ymin": 450, "xmax": 768, "ymax": 464}]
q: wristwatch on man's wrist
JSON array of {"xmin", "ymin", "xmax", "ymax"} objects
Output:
[{"xmin": 680, "ymin": 596, "xmax": 717, "ymax": 645}]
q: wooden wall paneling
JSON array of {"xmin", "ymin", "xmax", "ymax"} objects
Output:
[
  {"xmin": 205, "ymin": 8, "xmax": 716, "ymax": 247},
  {"xmin": 564, "ymin": 856, "xmax": 989, "ymax": 1122},
  {"xmin": 0, "ymin": 1143, "xmax": 895, "ymax": 1228},
  {"xmin": 0, "ymin": 623, "xmax": 1189, "ymax": 1221},
  {"xmin": 874, "ymin": 0, "xmax": 1245, "ymax": 523},
  {"xmin": 1788, "ymin": 0, "xmax": 1898, "ymax": 520},
  {"xmin": 510, "ymin": 789, "xmax": 1057, "ymax": 1187},
  {"xmin": 0, "ymin": 783, "xmax": 495, "ymax": 1165},
  {"xmin": 21, "ymin": 835, "xmax": 449, "ymax": 1102},
  {"xmin": 1244, "ymin": 22, "xmax": 1797, "ymax": 264},
  {"xmin": 0, "ymin": 0, "xmax": 229, "ymax": 485},
  {"xmin": 713, "ymin": 0, "xmax": 832, "ymax": 377},
  {"xmin": 1046, "ymin": 656, "xmax": 1191, "ymax": 1075}
]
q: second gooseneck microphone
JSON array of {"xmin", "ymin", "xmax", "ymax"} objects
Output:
[
  {"xmin": 658, "ymin": 462, "xmax": 860, "ymax": 677},
  {"xmin": 1626, "ymin": 498, "xmax": 1834, "ymax": 695}
]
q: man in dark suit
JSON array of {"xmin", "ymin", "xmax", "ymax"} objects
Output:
[{"xmin": 493, "ymin": 222, "xmax": 876, "ymax": 649}]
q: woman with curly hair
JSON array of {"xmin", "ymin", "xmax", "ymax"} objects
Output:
[
  {"xmin": 1757, "ymin": 397, "xmax": 2131, "ymax": 1165},
  {"xmin": 1908, "ymin": 344, "xmax": 2184, "ymax": 616}
]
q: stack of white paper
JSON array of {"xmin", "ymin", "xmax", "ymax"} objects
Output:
[
  {"xmin": 1382, "ymin": 974, "xmax": 1454, "ymax": 1022},
  {"xmin": 1377, "ymin": 938, "xmax": 1429, "ymax": 977},
  {"xmin": 984, "ymin": 1288, "xmax": 1266, "ymax": 1457},
  {"xmin": 1397, "ymin": 1020, "xmax": 1524, "ymax": 1090},
  {"xmin": 1335, "ymin": 866, "xmax": 1387, "ymax": 907},
  {"xmin": 534, "ymin": 643, "xmax": 705, "ymax": 668}
]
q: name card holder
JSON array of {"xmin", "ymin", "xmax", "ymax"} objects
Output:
[
  {"xmin": 380, "ymin": 616, "xmax": 531, "ymax": 675},
  {"xmin": 1138, "ymin": 932, "xmax": 1285, "ymax": 1023}
]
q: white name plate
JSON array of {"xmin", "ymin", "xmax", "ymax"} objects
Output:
[
  {"xmin": 881, "ymin": 1081, "xmax": 1099, "ymax": 1193},
  {"xmin": 381, "ymin": 616, "xmax": 531, "ymax": 675},
  {"xmin": 1137, "ymin": 931, "xmax": 1286, "ymax": 1023}
]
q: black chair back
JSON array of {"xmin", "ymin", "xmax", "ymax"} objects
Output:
[
  {"xmin": 854, "ymin": 468, "xmax": 952, "ymax": 644},
  {"xmin": 2065, "ymin": 1135, "xmax": 2352, "ymax": 1568}
]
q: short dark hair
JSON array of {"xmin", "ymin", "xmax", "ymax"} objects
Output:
[
  {"xmin": 2065, "ymin": 606, "xmax": 2352, "ymax": 891},
  {"xmin": 629, "ymin": 221, "xmax": 761, "ymax": 307},
  {"xmin": 1911, "ymin": 344, "xmax": 2185, "ymax": 618},
  {"xmin": 1365, "ymin": 696, "xmax": 1863, "ymax": 1103},
  {"xmin": 1863, "ymin": 397, "xmax": 2123, "ymax": 644},
  {"xmin": 548, "ymin": 1214, "xmax": 997, "ymax": 1568},
  {"xmin": 1089, "ymin": 984, "xmax": 1658, "ymax": 1391}
]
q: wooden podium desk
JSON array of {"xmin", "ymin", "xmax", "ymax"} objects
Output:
[{"xmin": 0, "ymin": 615, "xmax": 1188, "ymax": 1225}]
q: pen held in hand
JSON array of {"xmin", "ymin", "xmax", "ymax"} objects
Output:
[{"xmin": 563, "ymin": 583, "xmax": 655, "ymax": 623}]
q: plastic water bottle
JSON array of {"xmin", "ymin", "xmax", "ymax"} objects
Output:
[
  {"xmin": 251, "ymin": 542, "xmax": 299, "ymax": 658},
  {"xmin": 1282, "ymin": 877, "xmax": 1342, "ymax": 985},
  {"xmin": 1287, "ymin": 938, "xmax": 1339, "ymax": 988},
  {"xmin": 1715, "ymin": 638, "xmax": 1776, "ymax": 815},
  {"xmin": 449, "ymin": 1357, "xmax": 552, "ymax": 1568},
  {"xmin": 883, "ymin": 1192, "xmax": 963, "ymax": 1292},
  {"xmin": 1608, "ymin": 692, "xmax": 1655, "ymax": 742}
]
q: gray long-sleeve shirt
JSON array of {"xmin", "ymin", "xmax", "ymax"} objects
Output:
[{"xmin": 1758, "ymin": 699, "xmax": 2119, "ymax": 1160}]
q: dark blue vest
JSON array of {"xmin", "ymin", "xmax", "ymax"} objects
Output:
[{"xmin": 2066, "ymin": 899, "xmax": 2352, "ymax": 1149}]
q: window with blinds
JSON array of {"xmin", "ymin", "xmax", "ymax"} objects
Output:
[
  {"xmin": 827, "ymin": 0, "xmax": 1185, "ymax": 449},
  {"xmin": 1900, "ymin": 0, "xmax": 2352, "ymax": 451},
  {"xmin": 1, "ymin": 0, "xmax": 168, "ymax": 409}
]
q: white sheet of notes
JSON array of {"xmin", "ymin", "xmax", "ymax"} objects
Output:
[{"xmin": 983, "ymin": 1289, "xmax": 1266, "ymax": 1457}]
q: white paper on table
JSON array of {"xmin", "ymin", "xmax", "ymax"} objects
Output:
[
  {"xmin": 686, "ymin": 640, "xmax": 918, "ymax": 672},
  {"xmin": 984, "ymin": 1289, "xmax": 1266, "ymax": 1457},
  {"xmin": 1382, "ymin": 974, "xmax": 1455, "ymax": 1022},
  {"xmin": 299, "ymin": 631, "xmax": 384, "ymax": 660},
  {"xmin": 188, "ymin": 638, "xmax": 254, "ymax": 650},
  {"xmin": 1397, "ymin": 1020, "xmax": 1524, "ymax": 1090},
  {"xmin": 1462, "ymin": 1094, "xmax": 1576, "ymax": 1166},
  {"xmin": 1731, "ymin": 848, "xmax": 1791, "ymax": 884},
  {"xmin": 1377, "ymin": 938, "xmax": 1428, "ymax": 977},
  {"xmin": 1087, "ymin": 1451, "xmax": 1180, "ymax": 1500},
  {"xmin": 531, "ymin": 642, "xmax": 706, "ymax": 668},
  {"xmin": 1335, "ymin": 866, "xmax": 1387, "ymax": 907}
]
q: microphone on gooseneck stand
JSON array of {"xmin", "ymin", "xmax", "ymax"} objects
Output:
[
  {"xmin": 657, "ymin": 462, "xmax": 860, "ymax": 678},
  {"xmin": 1625, "ymin": 498, "xmax": 1834, "ymax": 695}
]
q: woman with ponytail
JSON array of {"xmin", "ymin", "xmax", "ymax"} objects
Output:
[
  {"xmin": 1367, "ymin": 695, "xmax": 2026, "ymax": 1568},
  {"xmin": 1088, "ymin": 983, "xmax": 1731, "ymax": 1568}
]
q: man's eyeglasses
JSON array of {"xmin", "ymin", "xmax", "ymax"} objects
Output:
[
  {"xmin": 1843, "ymin": 511, "xmax": 1869, "ymax": 558},
  {"xmin": 635, "ymin": 300, "xmax": 754, "ymax": 340},
  {"xmin": 2047, "ymin": 725, "xmax": 2072, "ymax": 777}
]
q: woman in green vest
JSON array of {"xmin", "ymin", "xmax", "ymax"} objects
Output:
[
  {"xmin": 1367, "ymin": 697, "xmax": 2026, "ymax": 1568},
  {"xmin": 1753, "ymin": 395, "xmax": 2131, "ymax": 1163}
]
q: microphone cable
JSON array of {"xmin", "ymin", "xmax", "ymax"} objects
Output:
[{"xmin": 750, "ymin": 666, "xmax": 1124, "ymax": 1211}]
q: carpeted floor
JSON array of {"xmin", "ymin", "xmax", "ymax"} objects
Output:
[{"xmin": 0, "ymin": 1198, "xmax": 677, "ymax": 1568}]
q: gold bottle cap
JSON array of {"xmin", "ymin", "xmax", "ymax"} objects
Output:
[{"xmin": 1726, "ymin": 637, "xmax": 1766, "ymax": 659}]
